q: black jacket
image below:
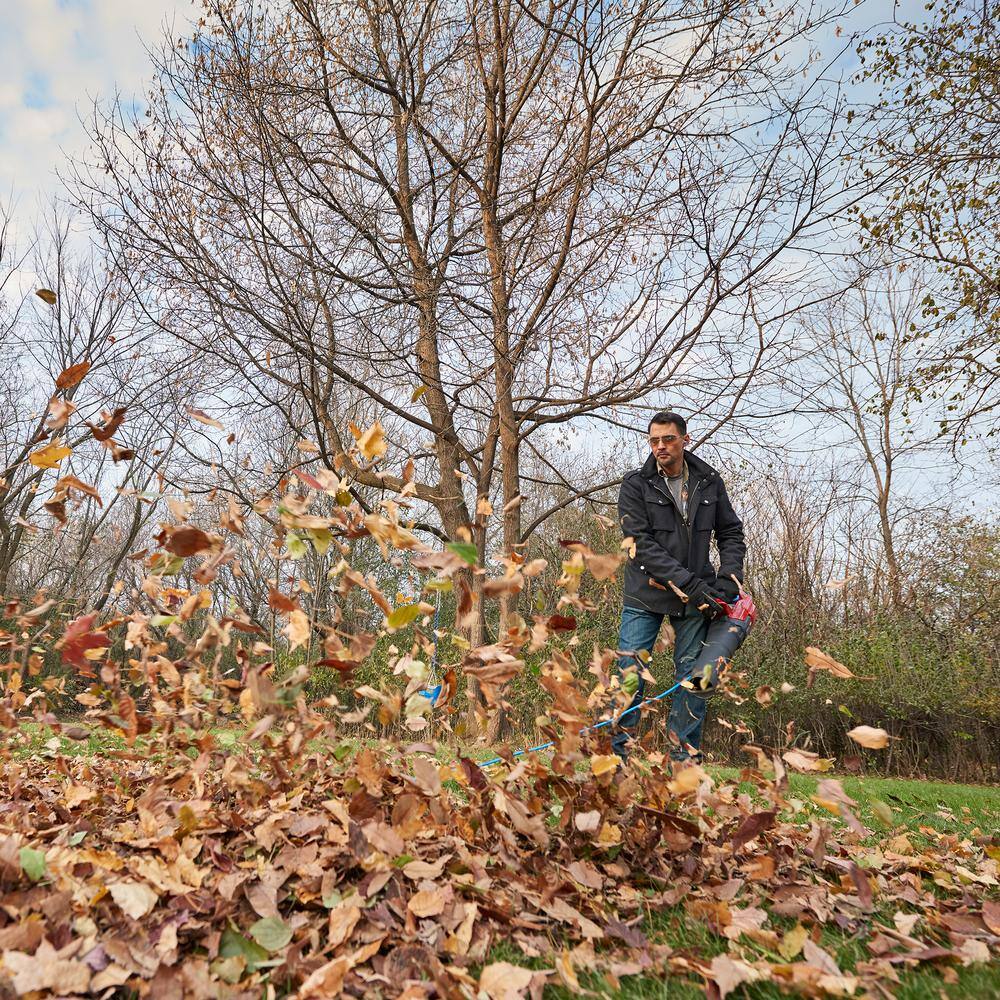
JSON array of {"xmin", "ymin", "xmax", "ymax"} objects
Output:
[{"xmin": 618, "ymin": 450, "xmax": 745, "ymax": 616}]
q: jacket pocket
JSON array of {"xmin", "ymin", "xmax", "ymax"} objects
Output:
[
  {"xmin": 647, "ymin": 497, "xmax": 678, "ymax": 529},
  {"xmin": 694, "ymin": 496, "xmax": 716, "ymax": 530}
]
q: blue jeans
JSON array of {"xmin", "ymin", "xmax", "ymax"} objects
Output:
[{"xmin": 611, "ymin": 604, "xmax": 711, "ymax": 761}]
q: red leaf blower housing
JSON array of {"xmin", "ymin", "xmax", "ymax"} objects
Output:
[{"xmin": 685, "ymin": 590, "xmax": 758, "ymax": 697}]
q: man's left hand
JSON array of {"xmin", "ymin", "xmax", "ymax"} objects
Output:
[{"xmin": 716, "ymin": 578, "xmax": 740, "ymax": 604}]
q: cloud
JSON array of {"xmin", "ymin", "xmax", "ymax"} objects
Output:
[{"xmin": 0, "ymin": 0, "xmax": 191, "ymax": 240}]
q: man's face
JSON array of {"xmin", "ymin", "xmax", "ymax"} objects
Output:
[{"xmin": 648, "ymin": 421, "xmax": 688, "ymax": 472}]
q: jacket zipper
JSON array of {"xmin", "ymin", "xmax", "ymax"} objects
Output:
[
  {"xmin": 650, "ymin": 474, "xmax": 697, "ymax": 548},
  {"xmin": 685, "ymin": 477, "xmax": 703, "ymax": 558}
]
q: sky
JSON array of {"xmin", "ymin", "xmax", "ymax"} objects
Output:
[
  {"xmin": 0, "ymin": 0, "xmax": 191, "ymax": 246},
  {"xmin": 0, "ymin": 0, "xmax": 910, "ymax": 241}
]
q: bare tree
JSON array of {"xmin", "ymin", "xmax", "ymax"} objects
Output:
[
  {"xmin": 790, "ymin": 270, "xmax": 951, "ymax": 609},
  {"xmin": 0, "ymin": 204, "xmax": 181, "ymax": 609}
]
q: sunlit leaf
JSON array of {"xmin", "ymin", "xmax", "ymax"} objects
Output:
[{"xmin": 29, "ymin": 441, "xmax": 72, "ymax": 469}]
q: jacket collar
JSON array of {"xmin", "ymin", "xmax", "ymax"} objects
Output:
[{"xmin": 641, "ymin": 449, "xmax": 717, "ymax": 482}]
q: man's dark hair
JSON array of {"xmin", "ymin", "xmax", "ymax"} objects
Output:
[{"xmin": 647, "ymin": 410, "xmax": 687, "ymax": 435}]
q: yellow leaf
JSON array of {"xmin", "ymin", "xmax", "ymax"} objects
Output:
[
  {"xmin": 29, "ymin": 441, "xmax": 72, "ymax": 469},
  {"xmin": 590, "ymin": 754, "xmax": 620, "ymax": 777},
  {"xmin": 810, "ymin": 795, "xmax": 842, "ymax": 815},
  {"xmin": 555, "ymin": 951, "xmax": 580, "ymax": 992},
  {"xmin": 597, "ymin": 821, "xmax": 622, "ymax": 846},
  {"xmin": 871, "ymin": 799, "xmax": 894, "ymax": 825},
  {"xmin": 411, "ymin": 385, "xmax": 428, "ymax": 402},
  {"xmin": 351, "ymin": 421, "xmax": 387, "ymax": 462},
  {"xmin": 239, "ymin": 687, "xmax": 256, "ymax": 722},
  {"xmin": 669, "ymin": 763, "xmax": 709, "ymax": 795},
  {"xmin": 779, "ymin": 924, "xmax": 809, "ymax": 961},
  {"xmin": 387, "ymin": 604, "xmax": 421, "ymax": 630}
]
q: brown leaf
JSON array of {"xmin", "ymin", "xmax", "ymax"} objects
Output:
[
  {"xmin": 709, "ymin": 954, "xmax": 765, "ymax": 998},
  {"xmin": 731, "ymin": 810, "xmax": 776, "ymax": 852},
  {"xmin": 804, "ymin": 646, "xmax": 855, "ymax": 679},
  {"xmin": 36, "ymin": 287, "xmax": 57, "ymax": 305},
  {"xmin": 164, "ymin": 525, "xmax": 215, "ymax": 556},
  {"xmin": 89, "ymin": 407, "xmax": 127, "ymax": 441},
  {"xmin": 110, "ymin": 881, "xmax": 159, "ymax": 919},
  {"xmin": 983, "ymin": 900, "xmax": 1000, "ymax": 936},
  {"xmin": 408, "ymin": 888, "xmax": 447, "ymax": 917},
  {"xmin": 55, "ymin": 360, "xmax": 91, "ymax": 389},
  {"xmin": 55, "ymin": 474, "xmax": 103, "ymax": 506}
]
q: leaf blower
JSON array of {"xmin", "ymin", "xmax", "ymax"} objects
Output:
[{"xmin": 685, "ymin": 590, "xmax": 757, "ymax": 697}]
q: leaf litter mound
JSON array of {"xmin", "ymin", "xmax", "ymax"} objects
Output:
[{"xmin": 1, "ymin": 423, "xmax": 998, "ymax": 998}]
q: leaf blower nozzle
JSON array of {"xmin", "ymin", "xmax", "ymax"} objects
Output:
[{"xmin": 685, "ymin": 590, "xmax": 757, "ymax": 698}]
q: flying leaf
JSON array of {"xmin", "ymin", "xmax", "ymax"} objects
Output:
[
  {"xmin": 411, "ymin": 385, "xmax": 428, "ymax": 402},
  {"xmin": 185, "ymin": 407, "xmax": 224, "ymax": 430},
  {"xmin": 54, "ymin": 475, "xmax": 102, "ymax": 506},
  {"xmin": 29, "ymin": 441, "xmax": 72, "ymax": 469},
  {"xmin": 782, "ymin": 748, "xmax": 835, "ymax": 773},
  {"xmin": 804, "ymin": 646, "xmax": 856, "ymax": 680},
  {"xmin": 446, "ymin": 541, "xmax": 478, "ymax": 565},
  {"xmin": 164, "ymin": 525, "xmax": 215, "ymax": 556},
  {"xmin": 46, "ymin": 397, "xmax": 76, "ymax": 429},
  {"xmin": 351, "ymin": 421, "xmax": 387, "ymax": 462},
  {"xmin": 847, "ymin": 725, "xmax": 890, "ymax": 749},
  {"xmin": 36, "ymin": 288, "xmax": 57, "ymax": 305},
  {"xmin": 590, "ymin": 754, "xmax": 620, "ymax": 777},
  {"xmin": 55, "ymin": 361, "xmax": 91, "ymax": 390},
  {"xmin": 387, "ymin": 603, "xmax": 424, "ymax": 630},
  {"xmin": 59, "ymin": 613, "xmax": 111, "ymax": 668},
  {"xmin": 88, "ymin": 407, "xmax": 127, "ymax": 441},
  {"xmin": 871, "ymin": 799, "xmax": 894, "ymax": 826},
  {"xmin": 285, "ymin": 609, "xmax": 310, "ymax": 651}
]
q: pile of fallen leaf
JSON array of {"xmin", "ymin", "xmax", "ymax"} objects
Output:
[{"xmin": 1, "ymin": 421, "xmax": 998, "ymax": 998}]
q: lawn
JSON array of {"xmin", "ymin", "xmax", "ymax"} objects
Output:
[{"xmin": 489, "ymin": 769, "xmax": 1000, "ymax": 998}]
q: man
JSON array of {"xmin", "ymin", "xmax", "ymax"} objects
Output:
[{"xmin": 614, "ymin": 411, "xmax": 746, "ymax": 763}]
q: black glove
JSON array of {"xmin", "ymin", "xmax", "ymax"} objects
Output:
[
  {"xmin": 716, "ymin": 577, "xmax": 741, "ymax": 604},
  {"xmin": 689, "ymin": 580, "xmax": 726, "ymax": 618}
]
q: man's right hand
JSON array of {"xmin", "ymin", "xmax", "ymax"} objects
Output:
[{"xmin": 689, "ymin": 581, "xmax": 727, "ymax": 618}]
